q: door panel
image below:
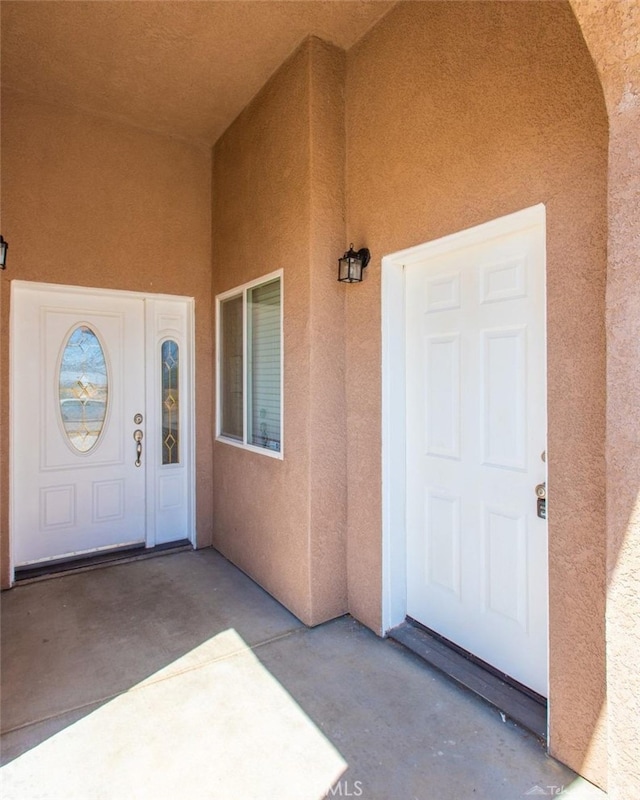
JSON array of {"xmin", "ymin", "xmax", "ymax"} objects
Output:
[
  {"xmin": 405, "ymin": 216, "xmax": 547, "ymax": 695},
  {"xmin": 13, "ymin": 287, "xmax": 146, "ymax": 565}
]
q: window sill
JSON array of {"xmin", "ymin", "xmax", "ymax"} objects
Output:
[{"xmin": 215, "ymin": 435, "xmax": 283, "ymax": 460}]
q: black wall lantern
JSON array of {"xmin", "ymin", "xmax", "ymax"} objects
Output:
[
  {"xmin": 338, "ymin": 244, "xmax": 370, "ymax": 283},
  {"xmin": 0, "ymin": 236, "xmax": 7, "ymax": 270}
]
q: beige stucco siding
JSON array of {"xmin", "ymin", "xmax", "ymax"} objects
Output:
[
  {"xmin": 210, "ymin": 1, "xmax": 609, "ymax": 785},
  {"xmin": 211, "ymin": 40, "xmax": 349, "ymax": 625},
  {"xmin": 5, "ymin": 0, "xmax": 640, "ymax": 794},
  {"xmin": 344, "ymin": 0, "xmax": 608, "ymax": 786},
  {"xmin": 568, "ymin": 1, "xmax": 640, "ymax": 796}
]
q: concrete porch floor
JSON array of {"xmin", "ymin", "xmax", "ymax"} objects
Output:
[{"xmin": 1, "ymin": 549, "xmax": 604, "ymax": 800}]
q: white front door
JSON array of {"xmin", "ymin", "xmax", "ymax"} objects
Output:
[
  {"xmin": 11, "ymin": 282, "xmax": 194, "ymax": 568},
  {"xmin": 404, "ymin": 208, "xmax": 548, "ymax": 696}
]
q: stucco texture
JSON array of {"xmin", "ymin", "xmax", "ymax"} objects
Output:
[
  {"xmin": 569, "ymin": 2, "xmax": 640, "ymax": 797},
  {"xmin": 0, "ymin": 90, "xmax": 214, "ymax": 585},
  {"xmin": 211, "ymin": 39, "xmax": 348, "ymax": 626},
  {"xmin": 1, "ymin": 1, "xmax": 392, "ymax": 147},
  {"xmin": 3, "ymin": 1, "xmax": 639, "ymax": 795},
  {"xmin": 344, "ymin": 0, "xmax": 608, "ymax": 787}
]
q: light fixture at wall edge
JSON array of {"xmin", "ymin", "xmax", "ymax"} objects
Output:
[{"xmin": 338, "ymin": 244, "xmax": 370, "ymax": 283}]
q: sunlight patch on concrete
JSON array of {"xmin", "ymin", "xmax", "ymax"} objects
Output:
[
  {"xmin": 1, "ymin": 629, "xmax": 347, "ymax": 800},
  {"xmin": 558, "ymin": 776, "xmax": 607, "ymax": 798}
]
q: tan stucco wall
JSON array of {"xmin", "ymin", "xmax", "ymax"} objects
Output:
[
  {"xmin": 0, "ymin": 90, "xmax": 214, "ymax": 586},
  {"xmin": 211, "ymin": 39, "xmax": 348, "ymax": 625},
  {"xmin": 568, "ymin": 2, "xmax": 640, "ymax": 797},
  {"xmin": 3, "ymin": 2, "xmax": 638, "ymax": 794},
  {"xmin": 307, "ymin": 41, "xmax": 349, "ymax": 622},
  {"xmin": 344, "ymin": 0, "xmax": 608, "ymax": 787}
]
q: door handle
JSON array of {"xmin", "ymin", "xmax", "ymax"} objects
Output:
[{"xmin": 133, "ymin": 429, "xmax": 144, "ymax": 467}]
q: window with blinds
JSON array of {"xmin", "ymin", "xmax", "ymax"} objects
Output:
[
  {"xmin": 216, "ymin": 273, "xmax": 282, "ymax": 457},
  {"xmin": 248, "ymin": 279, "xmax": 281, "ymax": 451}
]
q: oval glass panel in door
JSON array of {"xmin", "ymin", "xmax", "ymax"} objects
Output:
[{"xmin": 58, "ymin": 325, "xmax": 109, "ymax": 453}]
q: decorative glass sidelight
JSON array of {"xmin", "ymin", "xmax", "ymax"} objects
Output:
[
  {"xmin": 58, "ymin": 325, "xmax": 109, "ymax": 453},
  {"xmin": 161, "ymin": 340, "xmax": 179, "ymax": 465}
]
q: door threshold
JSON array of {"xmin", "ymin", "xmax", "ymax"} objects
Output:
[
  {"xmin": 13, "ymin": 540, "xmax": 193, "ymax": 585},
  {"xmin": 388, "ymin": 619, "xmax": 547, "ymax": 741}
]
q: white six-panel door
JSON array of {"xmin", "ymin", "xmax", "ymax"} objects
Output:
[
  {"xmin": 404, "ymin": 209, "xmax": 548, "ymax": 695},
  {"xmin": 11, "ymin": 282, "xmax": 194, "ymax": 569}
]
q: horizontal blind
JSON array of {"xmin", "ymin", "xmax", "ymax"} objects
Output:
[{"xmin": 248, "ymin": 279, "xmax": 281, "ymax": 451}]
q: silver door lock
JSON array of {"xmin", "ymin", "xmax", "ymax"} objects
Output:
[{"xmin": 535, "ymin": 482, "xmax": 546, "ymax": 519}]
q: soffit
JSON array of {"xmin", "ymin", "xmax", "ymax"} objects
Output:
[{"xmin": 1, "ymin": 1, "xmax": 394, "ymax": 147}]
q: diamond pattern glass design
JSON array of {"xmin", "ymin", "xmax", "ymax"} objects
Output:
[
  {"xmin": 162, "ymin": 340, "xmax": 179, "ymax": 465},
  {"xmin": 58, "ymin": 325, "xmax": 108, "ymax": 453}
]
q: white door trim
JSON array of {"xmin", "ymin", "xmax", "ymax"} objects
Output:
[
  {"xmin": 9, "ymin": 280, "xmax": 196, "ymax": 584},
  {"xmin": 381, "ymin": 204, "xmax": 546, "ymax": 633}
]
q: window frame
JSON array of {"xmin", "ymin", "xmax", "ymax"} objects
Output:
[{"xmin": 215, "ymin": 270, "xmax": 284, "ymax": 459}]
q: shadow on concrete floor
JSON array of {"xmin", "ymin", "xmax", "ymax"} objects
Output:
[{"xmin": 0, "ymin": 548, "xmax": 604, "ymax": 800}]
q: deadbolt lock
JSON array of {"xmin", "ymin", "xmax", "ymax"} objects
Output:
[{"xmin": 535, "ymin": 481, "xmax": 547, "ymax": 520}]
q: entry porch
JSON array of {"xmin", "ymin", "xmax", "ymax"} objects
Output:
[{"xmin": 1, "ymin": 549, "xmax": 602, "ymax": 799}]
